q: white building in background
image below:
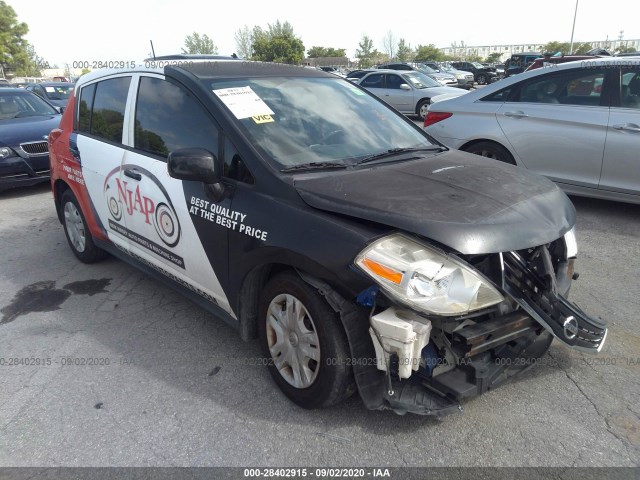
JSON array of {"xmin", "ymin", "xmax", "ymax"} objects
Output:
[{"xmin": 440, "ymin": 39, "xmax": 640, "ymax": 61}]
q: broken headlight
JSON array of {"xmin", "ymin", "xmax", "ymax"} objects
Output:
[{"xmin": 355, "ymin": 234, "xmax": 504, "ymax": 316}]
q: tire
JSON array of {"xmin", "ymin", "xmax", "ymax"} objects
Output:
[
  {"xmin": 477, "ymin": 73, "xmax": 487, "ymax": 85},
  {"xmin": 61, "ymin": 189, "xmax": 107, "ymax": 263},
  {"xmin": 463, "ymin": 141, "xmax": 516, "ymax": 165},
  {"xmin": 258, "ymin": 271, "xmax": 355, "ymax": 409},
  {"xmin": 416, "ymin": 99, "xmax": 431, "ymax": 120}
]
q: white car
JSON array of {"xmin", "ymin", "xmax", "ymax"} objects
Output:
[
  {"xmin": 355, "ymin": 69, "xmax": 466, "ymax": 119},
  {"xmin": 425, "ymin": 57, "xmax": 640, "ymax": 204}
]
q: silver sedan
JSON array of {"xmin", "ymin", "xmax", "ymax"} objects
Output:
[
  {"xmin": 354, "ymin": 70, "xmax": 466, "ymax": 119},
  {"xmin": 425, "ymin": 57, "xmax": 640, "ymax": 204}
]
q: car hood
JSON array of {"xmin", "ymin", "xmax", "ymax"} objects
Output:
[
  {"xmin": 0, "ymin": 115, "xmax": 61, "ymax": 147},
  {"xmin": 293, "ymin": 151, "xmax": 575, "ymax": 255}
]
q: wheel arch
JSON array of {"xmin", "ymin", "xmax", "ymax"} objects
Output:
[
  {"xmin": 459, "ymin": 138, "xmax": 518, "ymax": 165},
  {"xmin": 236, "ymin": 257, "xmax": 357, "ymax": 342},
  {"xmin": 53, "ymin": 179, "xmax": 71, "ymax": 223}
]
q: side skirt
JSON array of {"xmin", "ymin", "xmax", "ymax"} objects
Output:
[{"xmin": 95, "ymin": 239, "xmax": 240, "ymax": 332}]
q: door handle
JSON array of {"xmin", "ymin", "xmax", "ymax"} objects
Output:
[
  {"xmin": 612, "ymin": 123, "xmax": 640, "ymax": 133},
  {"xmin": 503, "ymin": 111, "xmax": 529, "ymax": 118},
  {"xmin": 123, "ymin": 169, "xmax": 142, "ymax": 181}
]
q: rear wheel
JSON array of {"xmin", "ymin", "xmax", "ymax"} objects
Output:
[
  {"xmin": 61, "ymin": 189, "xmax": 107, "ymax": 263},
  {"xmin": 463, "ymin": 141, "xmax": 516, "ymax": 165},
  {"xmin": 417, "ymin": 99, "xmax": 431, "ymax": 120},
  {"xmin": 258, "ymin": 272, "xmax": 355, "ymax": 409}
]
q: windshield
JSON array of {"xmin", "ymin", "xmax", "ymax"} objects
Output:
[
  {"xmin": 402, "ymin": 72, "xmax": 440, "ymax": 89},
  {"xmin": 43, "ymin": 84, "xmax": 73, "ymax": 100},
  {"xmin": 472, "ymin": 62, "xmax": 485, "ymax": 69},
  {"xmin": 414, "ymin": 64, "xmax": 436, "ymax": 74},
  {"xmin": 0, "ymin": 92, "xmax": 58, "ymax": 119},
  {"xmin": 207, "ymin": 77, "xmax": 436, "ymax": 169}
]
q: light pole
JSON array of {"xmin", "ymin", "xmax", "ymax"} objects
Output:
[{"xmin": 569, "ymin": 0, "xmax": 579, "ymax": 54}]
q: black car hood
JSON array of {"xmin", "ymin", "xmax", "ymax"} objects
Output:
[
  {"xmin": 0, "ymin": 115, "xmax": 61, "ymax": 147},
  {"xmin": 294, "ymin": 151, "xmax": 576, "ymax": 255}
]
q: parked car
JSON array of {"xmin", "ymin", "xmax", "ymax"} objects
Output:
[
  {"xmin": 504, "ymin": 52, "xmax": 541, "ymax": 77},
  {"xmin": 376, "ymin": 62, "xmax": 458, "ymax": 87},
  {"xmin": 450, "ymin": 61, "xmax": 498, "ymax": 85},
  {"xmin": 346, "ymin": 69, "xmax": 368, "ymax": 81},
  {"xmin": 354, "ymin": 69, "xmax": 466, "ymax": 118},
  {"xmin": 437, "ymin": 63, "xmax": 475, "ymax": 89},
  {"xmin": 0, "ymin": 79, "xmax": 12, "ymax": 88},
  {"xmin": 525, "ymin": 55, "xmax": 604, "ymax": 72},
  {"xmin": 0, "ymin": 88, "xmax": 61, "ymax": 191},
  {"xmin": 25, "ymin": 82, "xmax": 74, "ymax": 108},
  {"xmin": 425, "ymin": 57, "xmax": 640, "ymax": 204},
  {"xmin": 49, "ymin": 59, "xmax": 606, "ymax": 416}
]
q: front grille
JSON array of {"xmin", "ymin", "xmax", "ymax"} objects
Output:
[
  {"xmin": 20, "ymin": 141, "xmax": 48, "ymax": 156},
  {"xmin": 502, "ymin": 248, "xmax": 607, "ymax": 352}
]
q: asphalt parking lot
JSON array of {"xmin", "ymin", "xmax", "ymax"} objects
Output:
[{"xmin": 0, "ymin": 183, "xmax": 638, "ymax": 467}]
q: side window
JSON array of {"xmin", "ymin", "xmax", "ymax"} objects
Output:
[
  {"xmin": 480, "ymin": 87, "xmax": 513, "ymax": 102},
  {"xmin": 518, "ymin": 70, "xmax": 605, "ymax": 106},
  {"xmin": 77, "ymin": 83, "xmax": 96, "ymax": 133},
  {"xmin": 386, "ymin": 74, "xmax": 404, "ymax": 89},
  {"xmin": 361, "ymin": 74, "xmax": 385, "ymax": 89},
  {"xmin": 90, "ymin": 77, "xmax": 131, "ymax": 143},
  {"xmin": 621, "ymin": 70, "xmax": 640, "ymax": 109},
  {"xmin": 223, "ymin": 138, "xmax": 254, "ymax": 184},
  {"xmin": 134, "ymin": 76, "xmax": 219, "ymax": 159}
]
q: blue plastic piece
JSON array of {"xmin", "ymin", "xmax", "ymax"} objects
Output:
[
  {"xmin": 355, "ymin": 286, "xmax": 379, "ymax": 307},
  {"xmin": 420, "ymin": 342, "xmax": 440, "ymax": 377}
]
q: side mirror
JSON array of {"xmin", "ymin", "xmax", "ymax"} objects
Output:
[
  {"xmin": 399, "ymin": 83, "xmax": 411, "ymax": 91},
  {"xmin": 168, "ymin": 148, "xmax": 220, "ymax": 184},
  {"xmin": 57, "ymin": 106, "xmax": 65, "ymax": 114}
]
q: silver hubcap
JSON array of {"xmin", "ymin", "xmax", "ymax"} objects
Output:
[
  {"xmin": 419, "ymin": 103, "xmax": 429, "ymax": 119},
  {"xmin": 266, "ymin": 294, "xmax": 320, "ymax": 389},
  {"xmin": 64, "ymin": 201, "xmax": 86, "ymax": 252}
]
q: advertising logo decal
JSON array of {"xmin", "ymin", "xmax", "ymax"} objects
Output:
[{"xmin": 103, "ymin": 166, "xmax": 184, "ymax": 268}]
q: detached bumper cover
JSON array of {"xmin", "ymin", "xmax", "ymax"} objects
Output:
[{"xmin": 503, "ymin": 250, "xmax": 607, "ymax": 353}]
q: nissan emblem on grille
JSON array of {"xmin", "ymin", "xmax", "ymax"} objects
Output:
[{"xmin": 563, "ymin": 316, "xmax": 579, "ymax": 340}]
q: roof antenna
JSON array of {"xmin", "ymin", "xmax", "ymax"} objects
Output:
[{"xmin": 150, "ymin": 40, "xmax": 156, "ymax": 60}]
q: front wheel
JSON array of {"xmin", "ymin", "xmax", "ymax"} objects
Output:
[
  {"xmin": 477, "ymin": 73, "xmax": 487, "ymax": 85},
  {"xmin": 463, "ymin": 141, "xmax": 516, "ymax": 165},
  {"xmin": 258, "ymin": 272, "xmax": 355, "ymax": 409},
  {"xmin": 61, "ymin": 189, "xmax": 107, "ymax": 263}
]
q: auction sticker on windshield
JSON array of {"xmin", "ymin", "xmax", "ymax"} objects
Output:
[{"xmin": 212, "ymin": 86, "xmax": 274, "ymax": 119}]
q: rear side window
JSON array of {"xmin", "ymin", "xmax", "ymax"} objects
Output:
[
  {"xmin": 134, "ymin": 76, "xmax": 219, "ymax": 159},
  {"xmin": 516, "ymin": 70, "xmax": 606, "ymax": 106},
  {"xmin": 81, "ymin": 77, "xmax": 131, "ymax": 143},
  {"xmin": 77, "ymin": 84, "xmax": 95, "ymax": 133}
]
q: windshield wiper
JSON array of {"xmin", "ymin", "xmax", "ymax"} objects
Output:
[
  {"xmin": 356, "ymin": 146, "xmax": 447, "ymax": 165},
  {"xmin": 280, "ymin": 161, "xmax": 348, "ymax": 173}
]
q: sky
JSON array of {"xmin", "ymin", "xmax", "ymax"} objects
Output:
[{"xmin": 10, "ymin": 0, "xmax": 639, "ymax": 68}]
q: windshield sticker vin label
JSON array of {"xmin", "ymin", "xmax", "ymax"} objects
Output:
[
  {"xmin": 252, "ymin": 114, "xmax": 274, "ymax": 124},
  {"xmin": 212, "ymin": 86, "xmax": 275, "ymax": 120}
]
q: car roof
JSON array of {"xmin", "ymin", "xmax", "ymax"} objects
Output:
[
  {"xmin": 76, "ymin": 59, "xmax": 333, "ymax": 88},
  {"xmin": 0, "ymin": 87, "xmax": 35, "ymax": 95}
]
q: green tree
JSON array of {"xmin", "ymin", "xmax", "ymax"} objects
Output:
[
  {"xmin": 616, "ymin": 44, "xmax": 637, "ymax": 54},
  {"xmin": 234, "ymin": 25, "xmax": 253, "ymax": 59},
  {"xmin": 396, "ymin": 39, "xmax": 413, "ymax": 62},
  {"xmin": 182, "ymin": 32, "xmax": 218, "ymax": 54},
  {"xmin": 0, "ymin": 1, "xmax": 30, "ymax": 74},
  {"xmin": 414, "ymin": 44, "xmax": 444, "ymax": 62},
  {"xmin": 307, "ymin": 46, "xmax": 346, "ymax": 58},
  {"xmin": 485, "ymin": 52, "xmax": 502, "ymax": 64},
  {"xmin": 543, "ymin": 41, "xmax": 592, "ymax": 55},
  {"xmin": 355, "ymin": 35, "xmax": 379, "ymax": 67},
  {"xmin": 251, "ymin": 21, "xmax": 305, "ymax": 64}
]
